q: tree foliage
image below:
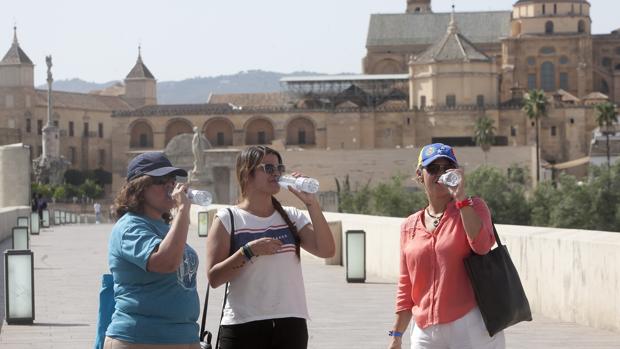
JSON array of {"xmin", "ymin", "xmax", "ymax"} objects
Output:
[{"xmin": 334, "ymin": 162, "xmax": 620, "ymax": 232}]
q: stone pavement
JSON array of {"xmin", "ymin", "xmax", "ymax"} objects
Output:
[{"xmin": 1, "ymin": 223, "xmax": 620, "ymax": 348}]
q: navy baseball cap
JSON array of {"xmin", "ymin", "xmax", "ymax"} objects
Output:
[{"xmin": 126, "ymin": 152, "xmax": 187, "ymax": 181}]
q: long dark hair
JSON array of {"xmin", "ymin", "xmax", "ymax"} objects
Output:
[
  {"xmin": 113, "ymin": 176, "xmax": 173, "ymax": 224},
  {"xmin": 236, "ymin": 145, "xmax": 301, "ymax": 258}
]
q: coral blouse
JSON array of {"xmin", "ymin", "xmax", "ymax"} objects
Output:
[{"xmin": 395, "ymin": 197, "xmax": 496, "ymax": 328}]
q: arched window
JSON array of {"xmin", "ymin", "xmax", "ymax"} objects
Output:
[
  {"xmin": 578, "ymin": 20, "xmax": 586, "ymax": 33},
  {"xmin": 164, "ymin": 119, "xmax": 193, "ymax": 146},
  {"xmin": 286, "ymin": 117, "xmax": 315, "ymax": 146},
  {"xmin": 245, "ymin": 118, "xmax": 274, "ymax": 145},
  {"xmin": 203, "ymin": 118, "xmax": 234, "ymax": 147},
  {"xmin": 541, "ymin": 61, "xmax": 556, "ymax": 92},
  {"xmin": 130, "ymin": 121, "xmax": 153, "ymax": 148},
  {"xmin": 545, "ymin": 21, "xmax": 554, "ymax": 34},
  {"xmin": 374, "ymin": 59, "xmax": 403, "ymax": 74},
  {"xmin": 601, "ymin": 80, "xmax": 610, "ymax": 95}
]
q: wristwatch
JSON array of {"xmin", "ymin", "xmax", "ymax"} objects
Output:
[{"xmin": 388, "ymin": 330, "xmax": 403, "ymax": 337}]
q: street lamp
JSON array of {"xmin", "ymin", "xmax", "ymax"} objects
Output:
[
  {"xmin": 30, "ymin": 212, "xmax": 40, "ymax": 235},
  {"xmin": 41, "ymin": 209, "xmax": 50, "ymax": 228},
  {"xmin": 4, "ymin": 250, "xmax": 35, "ymax": 324},
  {"xmin": 17, "ymin": 216, "xmax": 28, "ymax": 227},
  {"xmin": 197, "ymin": 209, "xmax": 216, "ymax": 237},
  {"xmin": 197, "ymin": 211, "xmax": 208, "ymax": 237},
  {"xmin": 345, "ymin": 230, "xmax": 366, "ymax": 283},
  {"xmin": 12, "ymin": 227, "xmax": 29, "ymax": 250}
]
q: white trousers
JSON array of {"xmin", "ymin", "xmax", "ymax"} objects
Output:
[{"xmin": 410, "ymin": 307, "xmax": 506, "ymax": 349}]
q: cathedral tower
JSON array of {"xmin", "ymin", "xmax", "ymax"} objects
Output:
[
  {"xmin": 0, "ymin": 27, "xmax": 34, "ymax": 88},
  {"xmin": 406, "ymin": 0, "xmax": 431, "ymax": 14},
  {"xmin": 123, "ymin": 47, "xmax": 157, "ymax": 108}
]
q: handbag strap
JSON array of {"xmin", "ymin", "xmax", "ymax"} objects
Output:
[
  {"xmin": 199, "ymin": 285, "xmax": 210, "ymax": 340},
  {"xmin": 199, "ymin": 208, "xmax": 236, "ymax": 344},
  {"xmin": 214, "ymin": 208, "xmax": 236, "ymax": 348},
  {"xmin": 491, "ymin": 221, "xmax": 502, "ymax": 246}
]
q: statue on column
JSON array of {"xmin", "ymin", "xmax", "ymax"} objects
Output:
[
  {"xmin": 33, "ymin": 54, "xmax": 69, "ymax": 185},
  {"xmin": 190, "ymin": 126, "xmax": 210, "ymax": 182}
]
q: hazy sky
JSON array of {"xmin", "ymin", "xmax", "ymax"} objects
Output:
[{"xmin": 1, "ymin": 0, "xmax": 618, "ymax": 85}]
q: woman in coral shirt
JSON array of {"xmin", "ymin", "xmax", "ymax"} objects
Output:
[{"xmin": 387, "ymin": 143, "xmax": 505, "ymax": 349}]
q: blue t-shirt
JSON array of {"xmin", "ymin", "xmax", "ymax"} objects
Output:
[{"xmin": 106, "ymin": 212, "xmax": 199, "ymax": 344}]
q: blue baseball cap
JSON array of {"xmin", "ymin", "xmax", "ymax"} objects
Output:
[
  {"xmin": 127, "ymin": 152, "xmax": 187, "ymax": 181},
  {"xmin": 417, "ymin": 143, "xmax": 458, "ymax": 168}
]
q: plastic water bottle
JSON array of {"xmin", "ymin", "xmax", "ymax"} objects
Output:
[
  {"xmin": 278, "ymin": 175, "xmax": 320, "ymax": 193},
  {"xmin": 187, "ymin": 189, "xmax": 213, "ymax": 206},
  {"xmin": 439, "ymin": 172, "xmax": 461, "ymax": 188}
]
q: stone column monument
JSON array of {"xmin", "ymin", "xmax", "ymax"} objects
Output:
[{"xmin": 32, "ymin": 55, "xmax": 69, "ymax": 185}]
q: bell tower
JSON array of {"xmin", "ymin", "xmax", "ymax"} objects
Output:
[
  {"xmin": 407, "ymin": 0, "xmax": 431, "ymax": 14},
  {"xmin": 123, "ymin": 46, "xmax": 157, "ymax": 108}
]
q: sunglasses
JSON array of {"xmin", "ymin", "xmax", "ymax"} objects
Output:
[
  {"xmin": 151, "ymin": 175, "xmax": 176, "ymax": 186},
  {"xmin": 256, "ymin": 163, "xmax": 286, "ymax": 175},
  {"xmin": 424, "ymin": 163, "xmax": 457, "ymax": 175}
]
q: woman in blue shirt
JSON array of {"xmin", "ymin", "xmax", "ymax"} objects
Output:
[{"xmin": 105, "ymin": 152, "xmax": 200, "ymax": 349}]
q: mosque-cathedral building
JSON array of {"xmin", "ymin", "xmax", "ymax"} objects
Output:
[{"xmin": 0, "ymin": 0, "xmax": 618, "ymax": 196}]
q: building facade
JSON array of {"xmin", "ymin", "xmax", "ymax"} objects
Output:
[{"xmin": 0, "ymin": 0, "xmax": 617, "ymax": 197}]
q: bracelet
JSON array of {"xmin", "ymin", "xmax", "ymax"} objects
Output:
[
  {"xmin": 455, "ymin": 196, "xmax": 474, "ymax": 210},
  {"xmin": 241, "ymin": 244, "xmax": 254, "ymax": 260},
  {"xmin": 388, "ymin": 330, "xmax": 403, "ymax": 337}
]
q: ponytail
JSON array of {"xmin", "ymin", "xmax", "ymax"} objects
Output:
[{"xmin": 272, "ymin": 196, "xmax": 301, "ymax": 259}]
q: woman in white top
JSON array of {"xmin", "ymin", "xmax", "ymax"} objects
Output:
[{"xmin": 205, "ymin": 145, "xmax": 335, "ymax": 349}]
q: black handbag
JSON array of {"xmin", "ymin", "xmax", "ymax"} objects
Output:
[
  {"xmin": 200, "ymin": 208, "xmax": 236, "ymax": 349},
  {"xmin": 463, "ymin": 222, "xmax": 532, "ymax": 337}
]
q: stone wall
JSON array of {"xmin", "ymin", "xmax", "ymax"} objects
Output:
[
  {"xmin": 189, "ymin": 205, "xmax": 620, "ymax": 332},
  {"xmin": 0, "ymin": 127, "xmax": 21, "ymax": 146},
  {"xmin": 0, "ymin": 143, "xmax": 30, "ymax": 207},
  {"xmin": 318, "ymin": 211, "xmax": 620, "ymax": 333},
  {"xmin": 0, "ymin": 206, "xmax": 30, "ymax": 242}
]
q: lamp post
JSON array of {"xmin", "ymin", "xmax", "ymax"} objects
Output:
[
  {"xmin": 345, "ymin": 230, "xmax": 366, "ymax": 283},
  {"xmin": 30, "ymin": 212, "xmax": 40, "ymax": 235},
  {"xmin": 12, "ymin": 227, "xmax": 29, "ymax": 250},
  {"xmin": 197, "ymin": 211, "xmax": 208, "ymax": 237},
  {"xmin": 41, "ymin": 209, "xmax": 50, "ymax": 228},
  {"xmin": 17, "ymin": 216, "xmax": 29, "ymax": 227},
  {"xmin": 4, "ymin": 250, "xmax": 35, "ymax": 324}
]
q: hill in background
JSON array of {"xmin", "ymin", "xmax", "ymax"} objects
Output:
[{"xmin": 40, "ymin": 70, "xmax": 328, "ymax": 104}]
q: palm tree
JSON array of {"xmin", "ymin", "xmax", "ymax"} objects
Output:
[
  {"xmin": 522, "ymin": 90, "xmax": 549, "ymax": 183},
  {"xmin": 473, "ymin": 115, "xmax": 496, "ymax": 165},
  {"xmin": 595, "ymin": 101, "xmax": 618, "ymax": 169}
]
